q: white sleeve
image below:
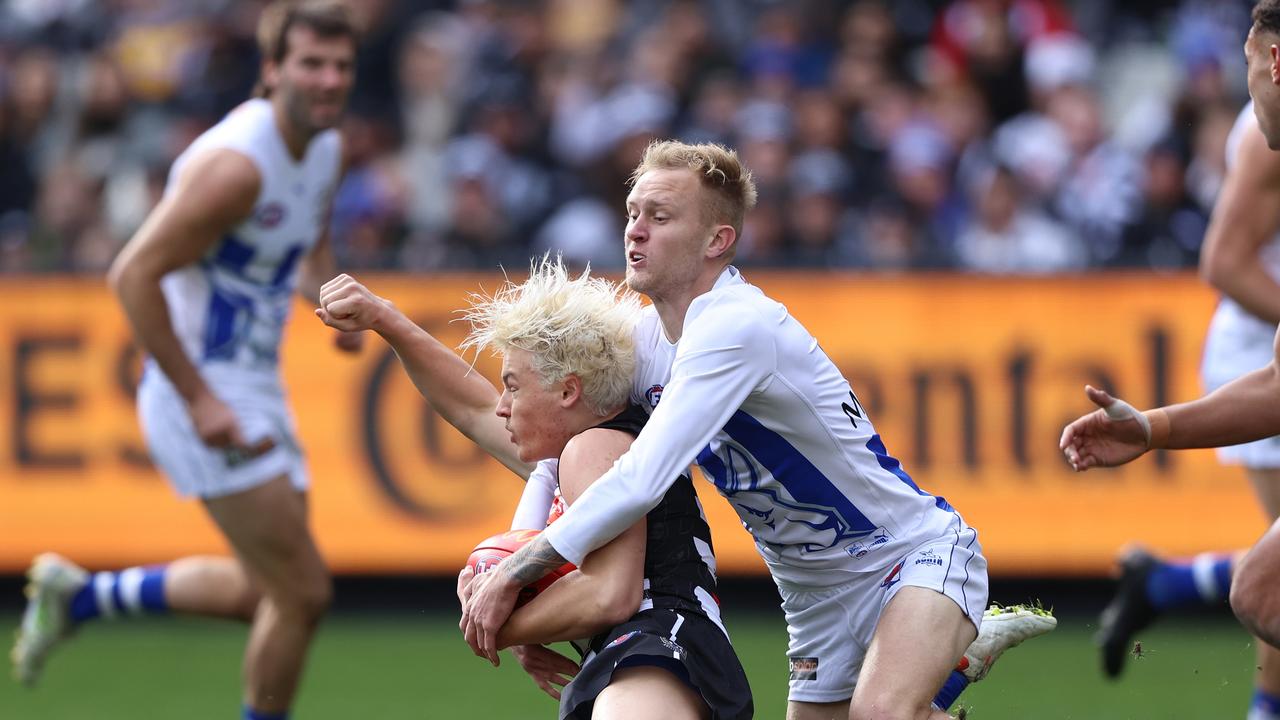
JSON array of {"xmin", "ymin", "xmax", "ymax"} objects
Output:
[
  {"xmin": 542, "ymin": 300, "xmax": 777, "ymax": 564},
  {"xmin": 510, "ymin": 459, "xmax": 559, "ymax": 530}
]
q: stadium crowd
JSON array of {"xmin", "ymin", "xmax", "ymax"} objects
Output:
[{"xmin": 0, "ymin": 0, "xmax": 1259, "ymax": 273}]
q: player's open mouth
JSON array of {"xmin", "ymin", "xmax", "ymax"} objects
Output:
[{"xmin": 628, "ymin": 251, "xmax": 646, "ymax": 265}]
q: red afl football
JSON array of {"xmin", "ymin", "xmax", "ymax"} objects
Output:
[{"xmin": 466, "ymin": 529, "xmax": 577, "ymax": 606}]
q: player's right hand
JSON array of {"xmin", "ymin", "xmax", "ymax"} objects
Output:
[
  {"xmin": 315, "ymin": 274, "xmax": 392, "ymax": 333},
  {"xmin": 188, "ymin": 389, "xmax": 248, "ymax": 449},
  {"xmin": 511, "ymin": 644, "xmax": 579, "ymax": 700},
  {"xmin": 1059, "ymin": 385, "xmax": 1150, "ymax": 471}
]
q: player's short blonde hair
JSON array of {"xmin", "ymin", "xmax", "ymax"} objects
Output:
[
  {"xmin": 630, "ymin": 140, "xmax": 759, "ymax": 240},
  {"xmin": 462, "ymin": 256, "xmax": 642, "ymax": 417}
]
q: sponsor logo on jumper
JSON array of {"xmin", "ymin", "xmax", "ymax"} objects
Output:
[{"xmin": 846, "ymin": 528, "xmax": 893, "ymax": 558}]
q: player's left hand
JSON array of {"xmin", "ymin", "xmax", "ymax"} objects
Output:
[
  {"xmin": 332, "ymin": 328, "xmax": 364, "ymax": 353},
  {"xmin": 461, "ymin": 567, "xmax": 520, "ymax": 667},
  {"xmin": 511, "ymin": 644, "xmax": 579, "ymax": 700}
]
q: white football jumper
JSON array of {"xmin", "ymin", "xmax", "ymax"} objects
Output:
[
  {"xmin": 1201, "ymin": 101, "xmax": 1280, "ymax": 467},
  {"xmin": 138, "ymin": 98, "xmax": 342, "ymax": 497},
  {"xmin": 543, "ymin": 267, "xmax": 978, "ymax": 591}
]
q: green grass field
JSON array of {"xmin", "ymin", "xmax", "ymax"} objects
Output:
[{"xmin": 0, "ymin": 611, "xmax": 1259, "ymax": 719}]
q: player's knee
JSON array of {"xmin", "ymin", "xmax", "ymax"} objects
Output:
[
  {"xmin": 1231, "ymin": 557, "xmax": 1280, "ymax": 646},
  {"xmin": 293, "ymin": 575, "xmax": 333, "ymax": 622},
  {"xmin": 848, "ymin": 693, "xmax": 931, "ymax": 720},
  {"xmin": 264, "ymin": 572, "xmax": 332, "ymax": 624}
]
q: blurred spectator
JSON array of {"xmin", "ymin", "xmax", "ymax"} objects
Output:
[
  {"xmin": 955, "ymin": 163, "xmax": 1084, "ymax": 272},
  {"xmin": 0, "ymin": 0, "xmax": 1253, "ymax": 274}
]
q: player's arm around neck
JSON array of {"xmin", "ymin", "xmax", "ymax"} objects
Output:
[
  {"xmin": 1199, "ymin": 117, "xmax": 1280, "ymax": 325},
  {"xmin": 107, "ymin": 149, "xmax": 260, "ymax": 404},
  {"xmin": 496, "ymin": 428, "xmax": 645, "ymax": 649}
]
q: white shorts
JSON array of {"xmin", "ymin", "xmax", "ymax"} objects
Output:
[
  {"xmin": 779, "ymin": 525, "xmax": 987, "ymax": 704},
  {"xmin": 137, "ymin": 363, "xmax": 308, "ymax": 499},
  {"xmin": 1201, "ymin": 301, "xmax": 1280, "ymax": 467}
]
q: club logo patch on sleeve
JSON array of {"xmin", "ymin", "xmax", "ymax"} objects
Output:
[{"xmin": 789, "ymin": 656, "xmax": 819, "ymax": 681}]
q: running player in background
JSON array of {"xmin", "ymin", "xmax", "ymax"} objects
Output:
[
  {"xmin": 1092, "ymin": 99, "xmax": 1280, "ymax": 718},
  {"xmin": 1063, "ymin": 7, "xmax": 1280, "ymax": 710},
  {"xmin": 450, "ymin": 140, "xmax": 1055, "ymax": 720},
  {"xmin": 11, "ymin": 4, "xmax": 361, "ymax": 720}
]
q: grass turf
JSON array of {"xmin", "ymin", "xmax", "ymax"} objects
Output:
[{"xmin": 0, "ymin": 611, "xmax": 1257, "ymax": 719}]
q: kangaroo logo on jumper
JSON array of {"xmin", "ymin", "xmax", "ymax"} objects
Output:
[
  {"xmin": 699, "ymin": 441, "xmax": 881, "ymax": 553},
  {"xmin": 645, "ymin": 384, "xmax": 663, "ymax": 408},
  {"xmin": 255, "ymin": 201, "xmax": 285, "ymax": 228},
  {"xmin": 881, "ymin": 561, "xmax": 904, "ymax": 589},
  {"xmin": 914, "ymin": 549, "xmax": 944, "ymax": 567}
]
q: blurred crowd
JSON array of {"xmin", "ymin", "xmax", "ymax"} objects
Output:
[{"xmin": 0, "ymin": 0, "xmax": 1260, "ymax": 273}]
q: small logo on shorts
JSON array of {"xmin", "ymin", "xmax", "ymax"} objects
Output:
[
  {"xmin": 915, "ymin": 549, "xmax": 944, "ymax": 567},
  {"xmin": 881, "ymin": 561, "xmax": 903, "ymax": 589},
  {"xmin": 222, "ymin": 438, "xmax": 277, "ymax": 468},
  {"xmin": 660, "ymin": 637, "xmax": 686, "ymax": 659},
  {"xmin": 789, "ymin": 656, "xmax": 818, "ymax": 681},
  {"xmin": 607, "ymin": 630, "xmax": 639, "ymax": 649}
]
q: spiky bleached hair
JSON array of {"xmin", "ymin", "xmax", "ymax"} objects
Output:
[{"xmin": 461, "ymin": 256, "xmax": 643, "ymax": 417}]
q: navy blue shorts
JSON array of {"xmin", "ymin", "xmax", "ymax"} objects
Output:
[{"xmin": 560, "ymin": 608, "xmax": 752, "ymax": 720}]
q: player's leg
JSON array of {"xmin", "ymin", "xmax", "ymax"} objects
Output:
[
  {"xmin": 204, "ymin": 475, "xmax": 331, "ymax": 718},
  {"xmin": 1234, "ymin": 517, "xmax": 1280, "ymax": 648},
  {"xmin": 164, "ymin": 556, "xmax": 261, "ymax": 619},
  {"xmin": 592, "ymin": 665, "xmax": 710, "ymax": 720},
  {"xmin": 68, "ymin": 555, "xmax": 259, "ymax": 623},
  {"xmin": 1096, "ymin": 543, "xmax": 1234, "ymax": 676},
  {"xmin": 847, "ymin": 586, "xmax": 974, "ymax": 720},
  {"xmin": 1240, "ymin": 467, "xmax": 1280, "ymax": 718}
]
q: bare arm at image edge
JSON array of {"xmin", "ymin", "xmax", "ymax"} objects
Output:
[
  {"xmin": 1199, "ymin": 112, "xmax": 1280, "ymax": 326},
  {"xmin": 107, "ymin": 149, "xmax": 259, "ymax": 410}
]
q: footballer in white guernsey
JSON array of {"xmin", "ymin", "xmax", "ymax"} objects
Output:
[
  {"xmin": 1091, "ymin": 104, "xmax": 1280, "ymax": 712},
  {"xmin": 12, "ymin": 4, "xmax": 361, "ymax": 720},
  {"xmin": 459, "ymin": 141, "xmax": 1054, "ymax": 720},
  {"xmin": 1063, "ymin": 2, "xmax": 1280, "ymax": 703}
]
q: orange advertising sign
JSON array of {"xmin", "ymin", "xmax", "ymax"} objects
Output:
[{"xmin": 0, "ymin": 273, "xmax": 1257, "ymax": 576}]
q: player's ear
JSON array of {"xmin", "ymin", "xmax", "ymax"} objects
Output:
[
  {"xmin": 1272, "ymin": 44, "xmax": 1280, "ymax": 84},
  {"xmin": 559, "ymin": 375, "xmax": 583, "ymax": 407},
  {"xmin": 260, "ymin": 59, "xmax": 281, "ymax": 96},
  {"xmin": 707, "ymin": 224, "xmax": 736, "ymax": 260}
]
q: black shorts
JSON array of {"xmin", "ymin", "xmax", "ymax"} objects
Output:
[{"xmin": 559, "ymin": 608, "xmax": 753, "ymax": 720}]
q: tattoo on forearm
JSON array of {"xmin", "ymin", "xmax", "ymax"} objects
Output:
[{"xmin": 504, "ymin": 536, "xmax": 567, "ymax": 586}]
